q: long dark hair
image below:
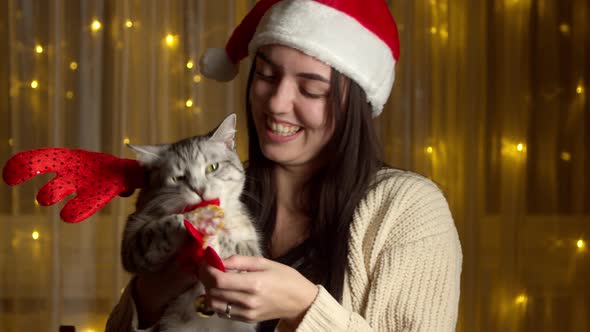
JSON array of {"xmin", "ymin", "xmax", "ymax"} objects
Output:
[{"xmin": 242, "ymin": 58, "xmax": 383, "ymax": 302}]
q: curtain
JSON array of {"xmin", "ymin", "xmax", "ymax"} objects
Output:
[{"xmin": 0, "ymin": 0, "xmax": 588, "ymax": 331}]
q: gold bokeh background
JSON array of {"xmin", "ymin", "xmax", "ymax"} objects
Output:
[{"xmin": 0, "ymin": 0, "xmax": 588, "ymax": 331}]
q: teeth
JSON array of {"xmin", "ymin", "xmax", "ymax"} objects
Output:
[{"xmin": 267, "ymin": 119, "xmax": 300, "ymax": 136}]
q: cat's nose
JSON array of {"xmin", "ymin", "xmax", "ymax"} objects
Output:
[{"xmin": 195, "ymin": 187, "xmax": 205, "ymax": 196}]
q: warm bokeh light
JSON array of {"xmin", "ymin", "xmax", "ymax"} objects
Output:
[
  {"xmin": 430, "ymin": 27, "xmax": 437, "ymax": 34},
  {"xmin": 91, "ymin": 19, "xmax": 102, "ymax": 31},
  {"xmin": 578, "ymin": 239, "xmax": 585, "ymax": 249},
  {"xmin": 560, "ymin": 151, "xmax": 571, "ymax": 162},
  {"xmin": 8, "ymin": 138, "xmax": 13, "ymax": 146},
  {"xmin": 70, "ymin": 61, "xmax": 78, "ymax": 70},
  {"xmin": 185, "ymin": 99, "xmax": 193, "ymax": 108},
  {"xmin": 32, "ymin": 231, "xmax": 40, "ymax": 240},
  {"xmin": 125, "ymin": 19, "xmax": 133, "ymax": 28},
  {"xmin": 186, "ymin": 61, "xmax": 194, "ymax": 69},
  {"xmin": 439, "ymin": 28, "xmax": 449, "ymax": 40},
  {"xmin": 515, "ymin": 294, "xmax": 527, "ymax": 305},
  {"xmin": 426, "ymin": 146, "xmax": 434, "ymax": 154},
  {"xmin": 165, "ymin": 34, "xmax": 177, "ymax": 47},
  {"xmin": 516, "ymin": 143, "xmax": 525, "ymax": 152},
  {"xmin": 577, "ymin": 85, "xmax": 584, "ymax": 94},
  {"xmin": 30, "ymin": 80, "xmax": 39, "ymax": 89},
  {"xmin": 123, "ymin": 138, "xmax": 130, "ymax": 145},
  {"xmin": 66, "ymin": 90, "xmax": 74, "ymax": 99},
  {"xmin": 35, "ymin": 45, "xmax": 43, "ymax": 54},
  {"xmin": 559, "ymin": 23, "xmax": 570, "ymax": 34},
  {"xmin": 193, "ymin": 74, "xmax": 202, "ymax": 83}
]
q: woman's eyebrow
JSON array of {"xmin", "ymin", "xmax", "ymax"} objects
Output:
[
  {"xmin": 256, "ymin": 52, "xmax": 276, "ymax": 67},
  {"xmin": 298, "ymin": 72, "xmax": 329, "ymax": 84},
  {"xmin": 256, "ymin": 51, "xmax": 329, "ymax": 84}
]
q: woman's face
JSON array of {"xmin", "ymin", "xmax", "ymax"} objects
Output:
[{"xmin": 249, "ymin": 44, "xmax": 335, "ymax": 169}]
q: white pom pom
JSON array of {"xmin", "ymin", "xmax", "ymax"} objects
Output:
[{"xmin": 199, "ymin": 48, "xmax": 239, "ymax": 82}]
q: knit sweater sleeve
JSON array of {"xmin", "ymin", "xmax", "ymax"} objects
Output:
[{"xmin": 288, "ymin": 171, "xmax": 462, "ymax": 331}]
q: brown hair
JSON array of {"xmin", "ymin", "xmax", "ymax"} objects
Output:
[{"xmin": 242, "ymin": 58, "xmax": 384, "ymax": 302}]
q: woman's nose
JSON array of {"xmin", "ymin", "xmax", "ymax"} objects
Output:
[{"xmin": 268, "ymin": 79, "xmax": 295, "ymax": 114}]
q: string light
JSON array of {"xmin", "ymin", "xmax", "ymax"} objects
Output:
[
  {"xmin": 31, "ymin": 80, "xmax": 39, "ymax": 89},
  {"xmin": 185, "ymin": 99, "xmax": 193, "ymax": 108},
  {"xmin": 70, "ymin": 61, "xmax": 78, "ymax": 70},
  {"xmin": 193, "ymin": 74, "xmax": 202, "ymax": 83},
  {"xmin": 125, "ymin": 19, "xmax": 133, "ymax": 28},
  {"xmin": 35, "ymin": 45, "xmax": 44, "ymax": 54},
  {"xmin": 560, "ymin": 152, "xmax": 571, "ymax": 162},
  {"xmin": 559, "ymin": 23, "xmax": 570, "ymax": 35},
  {"xmin": 186, "ymin": 61, "xmax": 194, "ymax": 69},
  {"xmin": 8, "ymin": 138, "xmax": 13, "ymax": 146},
  {"xmin": 578, "ymin": 239, "xmax": 585, "ymax": 249},
  {"xmin": 515, "ymin": 294, "xmax": 527, "ymax": 305},
  {"xmin": 516, "ymin": 143, "xmax": 525, "ymax": 152},
  {"xmin": 439, "ymin": 28, "xmax": 448, "ymax": 40},
  {"xmin": 66, "ymin": 91, "xmax": 74, "ymax": 99},
  {"xmin": 576, "ymin": 85, "xmax": 584, "ymax": 95},
  {"xmin": 91, "ymin": 19, "xmax": 102, "ymax": 32},
  {"xmin": 123, "ymin": 138, "xmax": 130, "ymax": 145},
  {"xmin": 32, "ymin": 231, "xmax": 40, "ymax": 240},
  {"xmin": 165, "ymin": 34, "xmax": 177, "ymax": 47},
  {"xmin": 430, "ymin": 27, "xmax": 437, "ymax": 34}
]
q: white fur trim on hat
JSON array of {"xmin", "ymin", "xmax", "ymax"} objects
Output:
[{"xmin": 249, "ymin": 0, "xmax": 396, "ymax": 116}]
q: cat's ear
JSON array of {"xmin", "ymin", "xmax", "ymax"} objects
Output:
[
  {"xmin": 210, "ymin": 113, "xmax": 237, "ymax": 150},
  {"xmin": 127, "ymin": 144, "xmax": 169, "ymax": 166}
]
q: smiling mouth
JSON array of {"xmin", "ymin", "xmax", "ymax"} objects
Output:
[{"xmin": 266, "ymin": 118, "xmax": 302, "ymax": 136}]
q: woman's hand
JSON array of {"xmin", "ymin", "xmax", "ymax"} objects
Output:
[
  {"xmin": 198, "ymin": 255, "xmax": 319, "ymax": 327},
  {"xmin": 134, "ymin": 257, "xmax": 199, "ymax": 328}
]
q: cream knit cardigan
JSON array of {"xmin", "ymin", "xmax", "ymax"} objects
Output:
[{"xmin": 107, "ymin": 169, "xmax": 462, "ymax": 331}]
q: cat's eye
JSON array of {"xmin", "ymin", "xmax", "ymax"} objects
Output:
[{"xmin": 206, "ymin": 163, "xmax": 219, "ymax": 174}]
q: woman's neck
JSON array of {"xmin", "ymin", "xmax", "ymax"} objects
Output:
[{"xmin": 270, "ymin": 164, "xmax": 314, "ymax": 258}]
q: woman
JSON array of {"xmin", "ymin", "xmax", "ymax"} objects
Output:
[{"xmin": 108, "ymin": 0, "xmax": 462, "ymax": 331}]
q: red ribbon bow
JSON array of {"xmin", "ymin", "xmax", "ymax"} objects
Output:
[{"xmin": 178, "ymin": 198, "xmax": 225, "ymax": 272}]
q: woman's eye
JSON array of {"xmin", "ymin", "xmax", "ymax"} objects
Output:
[
  {"xmin": 206, "ymin": 163, "xmax": 219, "ymax": 173},
  {"xmin": 301, "ymin": 89, "xmax": 325, "ymax": 99},
  {"xmin": 255, "ymin": 71, "xmax": 275, "ymax": 81}
]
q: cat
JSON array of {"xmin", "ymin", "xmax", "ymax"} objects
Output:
[{"xmin": 120, "ymin": 114, "xmax": 261, "ymax": 331}]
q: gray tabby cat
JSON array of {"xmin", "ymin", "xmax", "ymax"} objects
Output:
[{"xmin": 121, "ymin": 114, "xmax": 261, "ymax": 332}]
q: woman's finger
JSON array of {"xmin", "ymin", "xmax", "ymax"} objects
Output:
[
  {"xmin": 207, "ymin": 296, "xmax": 256, "ymax": 323},
  {"xmin": 199, "ymin": 264, "xmax": 265, "ymax": 293},
  {"xmin": 223, "ymin": 255, "xmax": 270, "ymax": 271},
  {"xmin": 207, "ymin": 288, "xmax": 261, "ymax": 310}
]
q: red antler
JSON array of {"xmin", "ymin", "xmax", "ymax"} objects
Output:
[{"xmin": 2, "ymin": 148, "xmax": 145, "ymax": 223}]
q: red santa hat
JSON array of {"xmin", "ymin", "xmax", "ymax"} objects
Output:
[{"xmin": 199, "ymin": 0, "xmax": 400, "ymax": 117}]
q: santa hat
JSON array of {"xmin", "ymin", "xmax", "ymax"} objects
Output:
[{"xmin": 199, "ymin": 0, "xmax": 400, "ymax": 117}]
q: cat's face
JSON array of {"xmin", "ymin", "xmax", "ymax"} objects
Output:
[
  {"xmin": 156, "ymin": 137, "xmax": 244, "ymax": 210},
  {"xmin": 130, "ymin": 114, "xmax": 244, "ymax": 214}
]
